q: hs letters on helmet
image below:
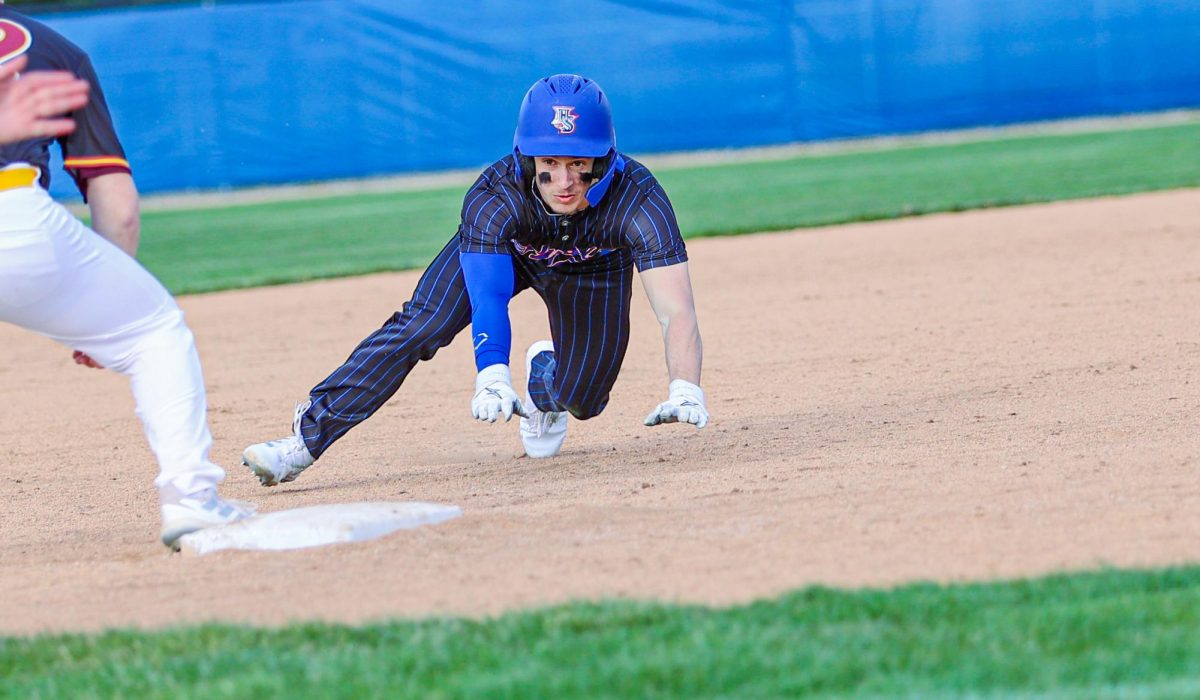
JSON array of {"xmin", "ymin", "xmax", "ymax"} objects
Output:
[{"xmin": 551, "ymin": 106, "xmax": 578, "ymax": 135}]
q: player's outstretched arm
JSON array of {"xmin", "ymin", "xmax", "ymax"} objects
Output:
[
  {"xmin": 0, "ymin": 56, "xmax": 89, "ymax": 144},
  {"xmin": 460, "ymin": 251, "xmax": 527, "ymax": 422},
  {"xmin": 639, "ymin": 262, "xmax": 708, "ymax": 428}
]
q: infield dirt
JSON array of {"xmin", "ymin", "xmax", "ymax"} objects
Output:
[{"xmin": 2, "ymin": 189, "xmax": 1198, "ymax": 635}]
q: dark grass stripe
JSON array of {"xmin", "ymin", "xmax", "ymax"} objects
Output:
[{"xmin": 4, "ymin": 567, "xmax": 1200, "ymax": 699}]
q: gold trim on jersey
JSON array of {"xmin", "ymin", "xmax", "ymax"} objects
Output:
[{"xmin": 64, "ymin": 156, "xmax": 130, "ymax": 169}]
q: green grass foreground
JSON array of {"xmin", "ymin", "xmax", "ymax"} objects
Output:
[
  {"xmin": 138, "ymin": 121, "xmax": 1200, "ymax": 295},
  {"xmin": 4, "ymin": 567, "xmax": 1200, "ymax": 699}
]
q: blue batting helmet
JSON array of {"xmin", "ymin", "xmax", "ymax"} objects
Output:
[{"xmin": 513, "ymin": 74, "xmax": 615, "ymax": 158}]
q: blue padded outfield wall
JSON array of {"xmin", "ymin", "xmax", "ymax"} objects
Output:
[{"xmin": 37, "ymin": 0, "xmax": 1200, "ymax": 196}]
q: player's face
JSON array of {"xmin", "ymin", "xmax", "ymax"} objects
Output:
[{"xmin": 533, "ymin": 156, "xmax": 595, "ymax": 214}]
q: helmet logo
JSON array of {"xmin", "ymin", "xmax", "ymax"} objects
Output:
[{"xmin": 550, "ymin": 106, "xmax": 578, "ymax": 135}]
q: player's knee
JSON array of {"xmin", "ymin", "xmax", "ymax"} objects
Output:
[
  {"xmin": 143, "ymin": 310, "xmax": 194, "ymax": 350},
  {"xmin": 561, "ymin": 399, "xmax": 606, "ymax": 421},
  {"xmin": 384, "ymin": 308, "xmax": 460, "ymax": 359}
]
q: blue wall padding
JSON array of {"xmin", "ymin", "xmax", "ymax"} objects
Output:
[{"xmin": 38, "ymin": 0, "xmax": 1200, "ymax": 196}]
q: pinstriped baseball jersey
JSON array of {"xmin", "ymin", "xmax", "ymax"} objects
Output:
[
  {"xmin": 0, "ymin": 8, "xmax": 131, "ymax": 195},
  {"xmin": 458, "ymin": 154, "xmax": 687, "ymax": 272}
]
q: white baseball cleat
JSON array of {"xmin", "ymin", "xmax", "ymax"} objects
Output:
[
  {"xmin": 242, "ymin": 401, "xmax": 316, "ymax": 486},
  {"xmin": 520, "ymin": 340, "xmax": 568, "ymax": 458},
  {"xmin": 243, "ymin": 436, "xmax": 314, "ymax": 486},
  {"xmin": 160, "ymin": 488, "xmax": 256, "ymax": 551}
]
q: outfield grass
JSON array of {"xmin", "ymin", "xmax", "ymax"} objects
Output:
[
  {"xmin": 4, "ymin": 567, "xmax": 1200, "ymax": 699},
  {"xmin": 138, "ymin": 122, "xmax": 1200, "ymax": 295}
]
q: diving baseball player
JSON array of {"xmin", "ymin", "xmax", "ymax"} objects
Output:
[
  {"xmin": 0, "ymin": 4, "xmax": 254, "ymax": 548},
  {"xmin": 244, "ymin": 73, "xmax": 707, "ymax": 485}
]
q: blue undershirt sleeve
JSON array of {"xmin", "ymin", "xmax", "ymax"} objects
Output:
[{"xmin": 459, "ymin": 251, "xmax": 515, "ymax": 371}]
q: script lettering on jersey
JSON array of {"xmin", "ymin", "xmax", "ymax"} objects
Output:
[
  {"xmin": 0, "ymin": 20, "xmax": 33, "ymax": 64},
  {"xmin": 513, "ymin": 241, "xmax": 607, "ymax": 267}
]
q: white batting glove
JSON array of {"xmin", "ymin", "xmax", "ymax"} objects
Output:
[
  {"xmin": 471, "ymin": 364, "xmax": 527, "ymax": 422},
  {"xmin": 644, "ymin": 379, "xmax": 709, "ymax": 429}
]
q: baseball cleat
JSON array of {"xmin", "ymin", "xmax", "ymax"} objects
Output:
[
  {"xmin": 159, "ymin": 488, "xmax": 256, "ymax": 551},
  {"xmin": 520, "ymin": 340, "xmax": 568, "ymax": 458},
  {"xmin": 242, "ymin": 435, "xmax": 314, "ymax": 486},
  {"xmin": 243, "ymin": 400, "xmax": 317, "ymax": 486}
]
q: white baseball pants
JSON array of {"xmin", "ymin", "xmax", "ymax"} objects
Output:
[{"xmin": 0, "ymin": 174, "xmax": 224, "ymax": 497}]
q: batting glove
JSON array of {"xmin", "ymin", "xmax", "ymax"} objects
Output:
[
  {"xmin": 472, "ymin": 364, "xmax": 527, "ymax": 423},
  {"xmin": 644, "ymin": 379, "xmax": 709, "ymax": 429}
]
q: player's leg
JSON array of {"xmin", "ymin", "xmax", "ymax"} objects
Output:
[
  {"xmin": 0, "ymin": 186, "xmax": 251, "ymax": 546},
  {"xmin": 243, "ymin": 237, "xmax": 484, "ymax": 484},
  {"xmin": 303, "ymin": 237, "xmax": 478, "ymax": 453},
  {"xmin": 533, "ymin": 261, "xmax": 634, "ymax": 417},
  {"xmin": 517, "ymin": 258, "xmax": 634, "ymax": 458}
]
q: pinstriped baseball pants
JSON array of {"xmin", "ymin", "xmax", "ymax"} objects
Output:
[{"xmin": 299, "ymin": 236, "xmax": 633, "ymax": 459}]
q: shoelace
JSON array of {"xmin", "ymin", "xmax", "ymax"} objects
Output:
[
  {"xmin": 275, "ymin": 437, "xmax": 310, "ymax": 468},
  {"xmin": 535, "ymin": 409, "xmax": 563, "ymax": 437},
  {"xmin": 292, "ymin": 399, "xmax": 311, "ymax": 436}
]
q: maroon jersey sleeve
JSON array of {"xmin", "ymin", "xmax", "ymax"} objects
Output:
[{"xmin": 58, "ymin": 53, "xmax": 130, "ymax": 197}]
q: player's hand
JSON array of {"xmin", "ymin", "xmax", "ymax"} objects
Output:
[
  {"xmin": 72, "ymin": 350, "xmax": 104, "ymax": 369},
  {"xmin": 471, "ymin": 364, "xmax": 527, "ymax": 422},
  {"xmin": 644, "ymin": 379, "xmax": 708, "ymax": 428},
  {"xmin": 0, "ymin": 56, "xmax": 89, "ymax": 144}
]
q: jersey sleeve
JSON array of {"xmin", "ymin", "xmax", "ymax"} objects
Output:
[
  {"xmin": 457, "ymin": 181, "xmax": 518, "ymax": 254},
  {"xmin": 627, "ymin": 181, "xmax": 688, "ymax": 272},
  {"xmin": 58, "ymin": 53, "xmax": 130, "ymax": 198}
]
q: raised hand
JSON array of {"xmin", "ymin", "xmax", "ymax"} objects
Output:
[{"xmin": 0, "ymin": 56, "xmax": 89, "ymax": 144}]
